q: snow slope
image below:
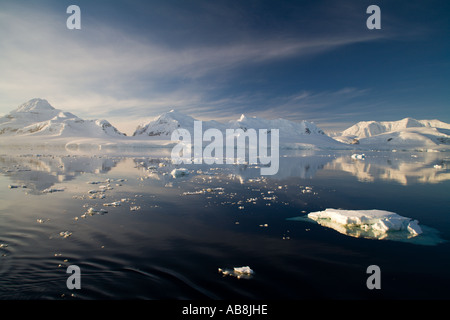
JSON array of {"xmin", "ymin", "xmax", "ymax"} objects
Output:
[
  {"xmin": 133, "ymin": 109, "xmax": 225, "ymax": 137},
  {"xmin": 134, "ymin": 110, "xmax": 348, "ymax": 150},
  {"xmin": 2, "ymin": 99, "xmax": 448, "ymax": 151},
  {"xmin": 334, "ymin": 118, "xmax": 450, "ymax": 151},
  {"xmin": 0, "ymin": 99, "xmax": 125, "ymax": 138}
]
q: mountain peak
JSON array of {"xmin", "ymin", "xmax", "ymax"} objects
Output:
[
  {"xmin": 238, "ymin": 114, "xmax": 247, "ymax": 121},
  {"xmin": 15, "ymin": 98, "xmax": 55, "ymax": 113}
]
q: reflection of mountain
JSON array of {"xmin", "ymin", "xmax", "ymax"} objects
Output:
[
  {"xmin": 326, "ymin": 153, "xmax": 450, "ymax": 185},
  {"xmin": 132, "ymin": 150, "xmax": 335, "ymax": 183},
  {"xmin": 0, "ymin": 155, "xmax": 120, "ymax": 194}
]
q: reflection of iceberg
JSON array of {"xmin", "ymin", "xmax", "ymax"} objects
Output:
[{"xmin": 288, "ymin": 208, "xmax": 446, "ymax": 245}]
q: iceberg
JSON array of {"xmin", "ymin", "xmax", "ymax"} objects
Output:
[
  {"xmin": 171, "ymin": 168, "xmax": 189, "ymax": 178},
  {"xmin": 301, "ymin": 208, "xmax": 423, "ymax": 240},
  {"xmin": 42, "ymin": 187, "xmax": 65, "ymax": 193}
]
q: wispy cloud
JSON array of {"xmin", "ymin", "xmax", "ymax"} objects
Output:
[{"xmin": 0, "ymin": 1, "xmax": 412, "ymax": 134}]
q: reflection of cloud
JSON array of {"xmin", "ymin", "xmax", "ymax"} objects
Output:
[{"xmin": 326, "ymin": 153, "xmax": 450, "ymax": 185}]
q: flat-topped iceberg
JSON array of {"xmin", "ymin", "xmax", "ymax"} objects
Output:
[
  {"xmin": 171, "ymin": 168, "xmax": 189, "ymax": 178},
  {"xmin": 295, "ymin": 208, "xmax": 424, "ymax": 241}
]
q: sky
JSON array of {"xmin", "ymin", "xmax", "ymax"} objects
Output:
[{"xmin": 0, "ymin": 0, "xmax": 449, "ymax": 135}]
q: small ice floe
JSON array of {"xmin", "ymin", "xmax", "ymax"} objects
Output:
[
  {"xmin": 300, "ymin": 186, "xmax": 313, "ymax": 194},
  {"xmin": 42, "ymin": 187, "xmax": 65, "ymax": 193},
  {"xmin": 171, "ymin": 168, "xmax": 189, "ymax": 178},
  {"xmin": 289, "ymin": 208, "xmax": 424, "ymax": 241},
  {"xmin": 98, "ymin": 184, "xmax": 113, "ymax": 191},
  {"xmin": 182, "ymin": 190, "xmax": 205, "ymax": 195},
  {"xmin": 59, "ymin": 231, "xmax": 72, "ymax": 238},
  {"xmin": 8, "ymin": 184, "xmax": 27, "ymax": 189},
  {"xmin": 351, "ymin": 153, "xmax": 366, "ymax": 160},
  {"xmin": 85, "ymin": 207, "xmax": 108, "ymax": 215},
  {"xmin": 103, "ymin": 201, "xmax": 121, "ymax": 207},
  {"xmin": 218, "ymin": 266, "xmax": 254, "ymax": 279},
  {"xmin": 89, "ymin": 193, "xmax": 106, "ymax": 199}
]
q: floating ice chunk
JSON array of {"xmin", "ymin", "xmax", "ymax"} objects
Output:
[
  {"xmin": 8, "ymin": 184, "xmax": 26, "ymax": 189},
  {"xmin": 182, "ymin": 190, "xmax": 205, "ymax": 195},
  {"xmin": 43, "ymin": 187, "xmax": 65, "ymax": 193},
  {"xmin": 305, "ymin": 209, "xmax": 422, "ymax": 240},
  {"xmin": 59, "ymin": 231, "xmax": 72, "ymax": 238},
  {"xmin": 89, "ymin": 193, "xmax": 106, "ymax": 199},
  {"xmin": 218, "ymin": 266, "xmax": 254, "ymax": 279},
  {"xmin": 351, "ymin": 153, "xmax": 366, "ymax": 160},
  {"xmin": 86, "ymin": 207, "xmax": 108, "ymax": 215},
  {"xmin": 103, "ymin": 201, "xmax": 121, "ymax": 207},
  {"xmin": 171, "ymin": 168, "xmax": 189, "ymax": 178},
  {"xmin": 98, "ymin": 184, "xmax": 113, "ymax": 190},
  {"xmin": 234, "ymin": 266, "xmax": 254, "ymax": 275}
]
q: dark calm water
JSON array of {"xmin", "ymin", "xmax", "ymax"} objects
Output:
[{"xmin": 0, "ymin": 148, "xmax": 449, "ymax": 299}]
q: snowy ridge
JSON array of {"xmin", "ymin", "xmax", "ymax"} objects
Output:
[
  {"xmin": 133, "ymin": 109, "xmax": 347, "ymax": 150},
  {"xmin": 1, "ymin": 99, "xmax": 449, "ymax": 151},
  {"xmin": 133, "ymin": 109, "xmax": 225, "ymax": 137},
  {"xmin": 340, "ymin": 117, "xmax": 450, "ymax": 138},
  {"xmin": 334, "ymin": 117, "xmax": 450, "ymax": 150},
  {"xmin": 0, "ymin": 99, "xmax": 125, "ymax": 138}
]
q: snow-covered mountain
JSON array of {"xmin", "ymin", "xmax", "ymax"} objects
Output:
[
  {"xmin": 133, "ymin": 109, "xmax": 225, "ymax": 137},
  {"xmin": 3, "ymin": 99, "xmax": 448, "ymax": 151},
  {"xmin": 133, "ymin": 110, "xmax": 347, "ymax": 149},
  {"xmin": 229, "ymin": 114, "xmax": 326, "ymax": 138},
  {"xmin": 334, "ymin": 117, "xmax": 450, "ymax": 150},
  {"xmin": 0, "ymin": 99, "xmax": 125, "ymax": 138},
  {"xmin": 340, "ymin": 118, "xmax": 450, "ymax": 138}
]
